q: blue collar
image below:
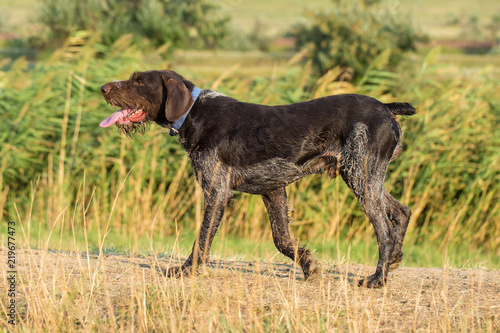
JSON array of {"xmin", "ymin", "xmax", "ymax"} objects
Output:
[{"xmin": 169, "ymin": 87, "xmax": 203, "ymax": 136}]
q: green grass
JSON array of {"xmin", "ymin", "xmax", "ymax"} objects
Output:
[
  {"xmin": 171, "ymin": 49, "xmax": 293, "ymax": 78},
  {"xmin": 0, "ymin": 0, "xmax": 37, "ymax": 31},
  {"xmin": 18, "ymin": 220, "xmax": 500, "ymax": 270},
  {"xmin": 398, "ymin": 0, "xmax": 500, "ymax": 39},
  {"xmin": 5, "ymin": 0, "xmax": 500, "ymax": 39},
  {"xmin": 213, "ymin": 0, "xmax": 332, "ymax": 34}
]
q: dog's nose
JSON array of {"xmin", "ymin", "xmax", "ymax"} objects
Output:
[{"xmin": 101, "ymin": 84, "xmax": 111, "ymax": 95}]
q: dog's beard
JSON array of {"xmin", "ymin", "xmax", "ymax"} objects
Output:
[{"xmin": 117, "ymin": 121, "xmax": 149, "ymax": 138}]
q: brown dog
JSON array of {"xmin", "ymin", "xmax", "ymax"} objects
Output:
[{"xmin": 100, "ymin": 70, "xmax": 415, "ymax": 287}]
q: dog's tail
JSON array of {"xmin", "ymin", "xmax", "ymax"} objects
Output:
[{"xmin": 385, "ymin": 103, "xmax": 416, "ymax": 116}]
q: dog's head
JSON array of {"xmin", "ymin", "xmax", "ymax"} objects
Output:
[{"xmin": 100, "ymin": 70, "xmax": 195, "ymax": 135}]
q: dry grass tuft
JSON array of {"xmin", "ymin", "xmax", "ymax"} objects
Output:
[{"xmin": 1, "ymin": 248, "xmax": 498, "ymax": 332}]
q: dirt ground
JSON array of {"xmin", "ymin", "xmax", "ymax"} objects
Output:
[{"xmin": 2, "ymin": 248, "xmax": 499, "ymax": 331}]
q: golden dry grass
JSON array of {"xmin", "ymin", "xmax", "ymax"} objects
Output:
[{"xmin": 1, "ymin": 247, "xmax": 499, "ymax": 332}]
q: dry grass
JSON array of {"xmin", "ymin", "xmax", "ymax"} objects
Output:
[{"xmin": 1, "ymin": 247, "xmax": 499, "ymax": 332}]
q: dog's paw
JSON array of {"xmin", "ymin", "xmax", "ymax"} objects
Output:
[
  {"xmin": 388, "ymin": 250, "xmax": 403, "ymax": 272},
  {"xmin": 165, "ymin": 265, "xmax": 193, "ymax": 278},
  {"xmin": 303, "ymin": 265, "xmax": 321, "ymax": 282},
  {"xmin": 299, "ymin": 254, "xmax": 320, "ymax": 282},
  {"xmin": 358, "ymin": 274, "xmax": 386, "ymax": 288},
  {"xmin": 388, "ymin": 262, "xmax": 400, "ymax": 271}
]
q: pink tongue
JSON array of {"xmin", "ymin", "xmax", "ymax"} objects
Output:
[{"xmin": 100, "ymin": 110, "xmax": 128, "ymax": 127}]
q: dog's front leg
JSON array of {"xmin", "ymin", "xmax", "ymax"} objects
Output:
[
  {"xmin": 262, "ymin": 187, "xmax": 319, "ymax": 281},
  {"xmin": 167, "ymin": 176, "xmax": 231, "ymax": 278}
]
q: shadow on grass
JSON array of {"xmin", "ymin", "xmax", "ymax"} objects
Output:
[{"xmin": 137, "ymin": 257, "xmax": 358, "ymax": 283}]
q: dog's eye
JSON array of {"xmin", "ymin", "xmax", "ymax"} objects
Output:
[{"xmin": 136, "ymin": 79, "xmax": 145, "ymax": 86}]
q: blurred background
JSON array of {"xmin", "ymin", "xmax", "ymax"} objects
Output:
[{"xmin": 1, "ymin": 0, "xmax": 499, "ymax": 269}]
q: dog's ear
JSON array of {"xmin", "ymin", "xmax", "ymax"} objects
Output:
[{"xmin": 162, "ymin": 77, "xmax": 193, "ymax": 122}]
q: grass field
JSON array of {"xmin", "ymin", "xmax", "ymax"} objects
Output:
[
  {"xmin": 3, "ymin": 0, "xmax": 500, "ymax": 38},
  {"xmin": 1, "ymin": 247, "xmax": 499, "ymax": 331},
  {"xmin": 222, "ymin": 0, "xmax": 500, "ymax": 42},
  {"xmin": 399, "ymin": 0, "xmax": 500, "ymax": 39}
]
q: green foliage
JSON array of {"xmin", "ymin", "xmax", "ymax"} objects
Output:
[
  {"xmin": 32, "ymin": 0, "xmax": 231, "ymax": 49},
  {"xmin": 246, "ymin": 20, "xmax": 273, "ymax": 52},
  {"xmin": 291, "ymin": 0, "xmax": 427, "ymax": 79},
  {"xmin": 1, "ymin": 35, "xmax": 190, "ymax": 219},
  {"xmin": 399, "ymin": 51, "xmax": 500, "ymax": 253}
]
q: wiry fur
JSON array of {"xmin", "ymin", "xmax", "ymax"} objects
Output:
[
  {"xmin": 100, "ymin": 70, "xmax": 416, "ymax": 288},
  {"xmin": 117, "ymin": 120, "xmax": 150, "ymax": 137}
]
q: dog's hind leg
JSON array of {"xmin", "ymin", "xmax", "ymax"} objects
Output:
[
  {"xmin": 340, "ymin": 123, "xmax": 398, "ymax": 288},
  {"xmin": 353, "ymin": 180, "xmax": 396, "ymax": 288},
  {"xmin": 262, "ymin": 187, "xmax": 319, "ymax": 281},
  {"xmin": 383, "ymin": 189, "xmax": 411, "ymax": 270}
]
